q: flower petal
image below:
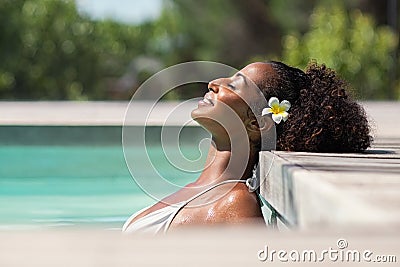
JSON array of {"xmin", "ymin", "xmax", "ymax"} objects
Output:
[
  {"xmin": 272, "ymin": 113, "xmax": 283, "ymax": 124},
  {"xmin": 268, "ymin": 97, "xmax": 279, "ymax": 108},
  {"xmin": 261, "ymin": 108, "xmax": 272, "ymax": 116},
  {"xmin": 281, "ymin": 111, "xmax": 289, "ymax": 121},
  {"xmin": 280, "ymin": 100, "xmax": 291, "ymax": 111}
]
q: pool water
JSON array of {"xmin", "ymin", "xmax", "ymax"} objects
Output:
[{"xmin": 0, "ymin": 145, "xmax": 202, "ymax": 230}]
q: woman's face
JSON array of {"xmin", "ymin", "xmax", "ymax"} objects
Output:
[{"xmin": 191, "ymin": 62, "xmax": 276, "ymax": 137}]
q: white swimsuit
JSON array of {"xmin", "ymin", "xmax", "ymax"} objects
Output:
[{"xmin": 122, "ymin": 179, "xmax": 248, "ymax": 234}]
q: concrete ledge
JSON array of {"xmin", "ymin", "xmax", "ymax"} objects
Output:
[
  {"xmin": 362, "ymin": 102, "xmax": 400, "ymax": 138},
  {"xmin": 0, "ymin": 101, "xmax": 207, "ymax": 145},
  {"xmin": 0, "ymin": 101, "xmax": 399, "ymax": 135},
  {"xmin": 259, "ymin": 140, "xmax": 400, "ymax": 229},
  {"xmin": 0, "ymin": 101, "xmax": 198, "ymax": 126}
]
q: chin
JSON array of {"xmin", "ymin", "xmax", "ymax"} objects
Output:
[
  {"xmin": 190, "ymin": 107, "xmax": 198, "ymax": 119},
  {"xmin": 191, "ymin": 105, "xmax": 211, "ymax": 121}
]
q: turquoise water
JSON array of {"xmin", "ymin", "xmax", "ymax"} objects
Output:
[{"xmin": 0, "ymin": 145, "xmax": 201, "ymax": 230}]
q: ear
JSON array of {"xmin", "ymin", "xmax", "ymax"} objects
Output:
[
  {"xmin": 246, "ymin": 116, "xmax": 274, "ymax": 133},
  {"xmin": 246, "ymin": 118, "xmax": 260, "ymax": 133}
]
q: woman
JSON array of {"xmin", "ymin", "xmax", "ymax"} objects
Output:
[{"xmin": 123, "ymin": 61, "xmax": 372, "ymax": 234}]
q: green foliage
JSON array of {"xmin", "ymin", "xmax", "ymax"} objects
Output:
[
  {"xmin": 154, "ymin": 0, "xmax": 283, "ymax": 66},
  {"xmin": 268, "ymin": 0, "xmax": 318, "ymax": 33},
  {"xmin": 282, "ymin": 2, "xmax": 399, "ymax": 99},
  {"xmin": 0, "ymin": 0, "xmax": 154, "ymax": 100},
  {"xmin": 0, "ymin": 0, "xmax": 398, "ymax": 100}
]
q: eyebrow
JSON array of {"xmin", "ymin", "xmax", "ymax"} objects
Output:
[{"xmin": 235, "ymin": 73, "xmax": 248, "ymax": 84}]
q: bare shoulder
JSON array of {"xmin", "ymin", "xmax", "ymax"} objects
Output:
[{"xmin": 213, "ymin": 183, "xmax": 262, "ymax": 221}]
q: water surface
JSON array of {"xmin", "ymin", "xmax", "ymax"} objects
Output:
[{"xmin": 0, "ymin": 145, "xmax": 201, "ymax": 229}]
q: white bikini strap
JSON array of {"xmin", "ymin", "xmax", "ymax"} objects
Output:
[{"xmin": 164, "ymin": 179, "xmax": 249, "ymax": 233}]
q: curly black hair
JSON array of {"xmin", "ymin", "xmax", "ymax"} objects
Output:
[{"xmin": 260, "ymin": 61, "xmax": 372, "ymax": 153}]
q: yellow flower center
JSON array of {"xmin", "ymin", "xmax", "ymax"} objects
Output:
[{"xmin": 271, "ymin": 104, "xmax": 283, "ymax": 114}]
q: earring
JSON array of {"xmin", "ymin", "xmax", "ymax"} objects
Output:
[{"xmin": 246, "ymin": 164, "xmax": 258, "ymax": 192}]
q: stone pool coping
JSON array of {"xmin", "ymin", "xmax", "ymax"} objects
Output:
[
  {"xmin": 0, "ymin": 101, "xmax": 399, "ymax": 138},
  {"xmin": 0, "ymin": 101, "xmax": 198, "ymax": 126},
  {"xmin": 259, "ymin": 139, "xmax": 400, "ymax": 230}
]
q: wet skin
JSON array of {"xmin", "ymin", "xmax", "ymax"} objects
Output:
[{"xmin": 127, "ymin": 62, "xmax": 277, "ymax": 229}]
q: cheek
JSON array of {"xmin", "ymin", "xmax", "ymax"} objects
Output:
[
  {"xmin": 216, "ymin": 99, "xmax": 249, "ymax": 124},
  {"xmin": 227, "ymin": 93, "xmax": 250, "ymax": 116}
]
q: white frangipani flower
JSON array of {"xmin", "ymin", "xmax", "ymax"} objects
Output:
[{"xmin": 261, "ymin": 97, "xmax": 291, "ymax": 124}]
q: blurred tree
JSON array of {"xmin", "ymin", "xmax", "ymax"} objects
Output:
[
  {"xmin": 268, "ymin": 0, "xmax": 318, "ymax": 33},
  {"xmin": 156, "ymin": 0, "xmax": 281, "ymax": 66},
  {"xmin": 0, "ymin": 0, "xmax": 155, "ymax": 100},
  {"xmin": 0, "ymin": 0, "xmax": 397, "ymax": 100},
  {"xmin": 148, "ymin": 0, "xmax": 286, "ymax": 99},
  {"xmin": 282, "ymin": 1, "xmax": 398, "ymax": 99}
]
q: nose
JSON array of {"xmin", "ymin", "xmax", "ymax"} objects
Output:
[{"xmin": 208, "ymin": 79, "xmax": 220, "ymax": 93}]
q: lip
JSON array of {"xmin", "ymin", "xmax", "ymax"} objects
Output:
[{"xmin": 198, "ymin": 92, "xmax": 214, "ymax": 107}]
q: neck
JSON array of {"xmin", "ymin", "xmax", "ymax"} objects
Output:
[{"xmin": 194, "ymin": 135, "xmax": 259, "ymax": 186}]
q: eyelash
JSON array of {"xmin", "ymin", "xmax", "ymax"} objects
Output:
[{"xmin": 227, "ymin": 84, "xmax": 235, "ymax": 90}]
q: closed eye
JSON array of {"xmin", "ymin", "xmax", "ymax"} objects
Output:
[{"xmin": 227, "ymin": 83, "xmax": 235, "ymax": 89}]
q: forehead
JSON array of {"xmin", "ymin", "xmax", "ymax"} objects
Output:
[{"xmin": 239, "ymin": 62, "xmax": 277, "ymax": 87}]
